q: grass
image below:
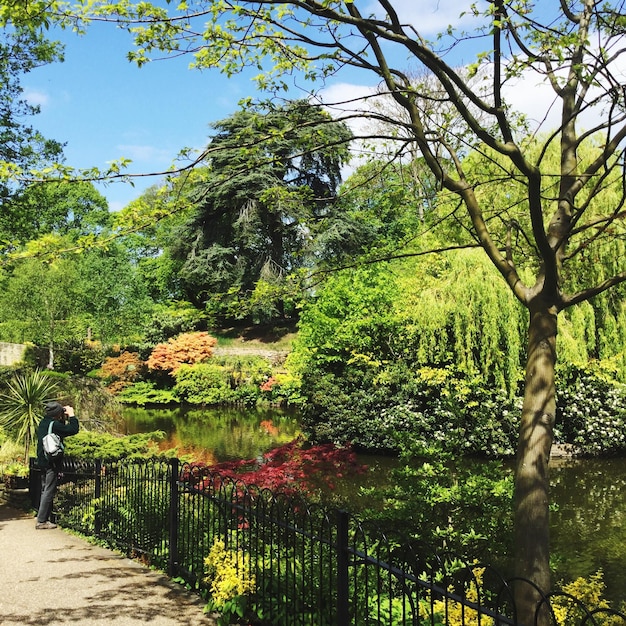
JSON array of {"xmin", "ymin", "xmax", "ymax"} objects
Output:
[{"xmin": 213, "ymin": 323, "xmax": 297, "ymax": 352}]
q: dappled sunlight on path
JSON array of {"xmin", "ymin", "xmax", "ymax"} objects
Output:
[{"xmin": 0, "ymin": 502, "xmax": 216, "ymax": 625}]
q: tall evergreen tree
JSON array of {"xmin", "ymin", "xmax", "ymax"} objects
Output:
[{"xmin": 170, "ymin": 100, "xmax": 352, "ymax": 321}]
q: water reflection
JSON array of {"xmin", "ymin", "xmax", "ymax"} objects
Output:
[
  {"xmin": 550, "ymin": 457, "xmax": 626, "ymax": 605},
  {"xmin": 121, "ymin": 405, "xmax": 301, "ymax": 465}
]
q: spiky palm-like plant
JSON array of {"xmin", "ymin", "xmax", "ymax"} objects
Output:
[{"xmin": 0, "ymin": 370, "xmax": 60, "ymax": 461}]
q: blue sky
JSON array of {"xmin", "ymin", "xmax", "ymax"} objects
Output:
[
  {"xmin": 21, "ymin": 0, "xmax": 494, "ymax": 211},
  {"xmin": 23, "ymin": 0, "xmax": 541, "ymax": 212},
  {"xmin": 24, "ymin": 21, "xmax": 265, "ymax": 211}
]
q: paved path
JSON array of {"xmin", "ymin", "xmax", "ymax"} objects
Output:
[{"xmin": 0, "ymin": 502, "xmax": 217, "ymax": 625}]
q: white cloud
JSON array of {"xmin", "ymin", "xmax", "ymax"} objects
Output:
[
  {"xmin": 24, "ymin": 88, "xmax": 50, "ymax": 108},
  {"xmin": 365, "ymin": 0, "xmax": 488, "ymax": 36},
  {"xmin": 316, "ymin": 82, "xmax": 375, "ymax": 133},
  {"xmin": 115, "ymin": 144, "xmax": 172, "ymax": 164}
]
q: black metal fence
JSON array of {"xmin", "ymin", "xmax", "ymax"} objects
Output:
[{"xmin": 28, "ymin": 457, "xmax": 626, "ymax": 626}]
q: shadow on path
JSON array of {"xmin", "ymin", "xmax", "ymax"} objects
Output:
[{"xmin": 0, "ymin": 502, "xmax": 216, "ymax": 625}]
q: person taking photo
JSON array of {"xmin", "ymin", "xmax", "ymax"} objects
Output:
[{"xmin": 35, "ymin": 401, "xmax": 79, "ymax": 530}]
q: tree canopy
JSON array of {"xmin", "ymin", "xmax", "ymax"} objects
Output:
[
  {"xmin": 168, "ymin": 100, "xmax": 352, "ymax": 320},
  {"xmin": 0, "ymin": 23, "xmax": 65, "ymax": 226}
]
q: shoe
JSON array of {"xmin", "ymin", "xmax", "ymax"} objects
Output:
[{"xmin": 35, "ymin": 521, "xmax": 57, "ymax": 529}]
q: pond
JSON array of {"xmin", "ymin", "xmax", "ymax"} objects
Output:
[
  {"xmin": 550, "ymin": 457, "xmax": 626, "ymax": 605},
  {"xmin": 121, "ymin": 405, "xmax": 301, "ymax": 465},
  {"xmin": 121, "ymin": 406, "xmax": 626, "ymax": 606}
]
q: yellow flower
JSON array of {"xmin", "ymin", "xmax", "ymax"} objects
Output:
[{"xmin": 204, "ymin": 538, "xmax": 255, "ymax": 607}]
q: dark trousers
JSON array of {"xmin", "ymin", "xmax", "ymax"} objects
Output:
[{"xmin": 37, "ymin": 468, "xmax": 58, "ymax": 523}]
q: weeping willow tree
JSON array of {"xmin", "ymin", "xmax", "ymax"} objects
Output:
[{"xmin": 396, "ymin": 250, "xmax": 528, "ymax": 394}]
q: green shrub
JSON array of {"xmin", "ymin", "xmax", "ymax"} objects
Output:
[
  {"xmin": 214, "ymin": 355, "xmax": 271, "ymax": 387},
  {"xmin": 302, "ymin": 363, "xmax": 520, "ymax": 456},
  {"xmin": 116, "ymin": 381, "xmax": 180, "ymax": 406},
  {"xmin": 56, "ymin": 340, "xmax": 107, "ymax": 375},
  {"xmin": 63, "ymin": 430, "xmax": 168, "ymax": 460},
  {"xmin": 172, "ymin": 357, "xmax": 276, "ymax": 406},
  {"xmin": 258, "ymin": 371, "xmax": 303, "ymax": 406},
  {"xmin": 173, "ymin": 363, "xmax": 236, "ymax": 405},
  {"xmin": 555, "ymin": 364, "xmax": 626, "ymax": 456}
]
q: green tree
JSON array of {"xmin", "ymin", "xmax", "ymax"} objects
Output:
[
  {"xmin": 0, "ymin": 236, "xmax": 155, "ymax": 362},
  {"xmin": 0, "ymin": 251, "xmax": 81, "ymax": 368},
  {"xmin": 114, "ymin": 181, "xmax": 196, "ymax": 304},
  {"xmin": 169, "ymin": 100, "xmax": 352, "ymax": 321},
  {"xmin": 71, "ymin": 242, "xmax": 156, "ymax": 344},
  {"xmin": 313, "ymin": 160, "xmax": 432, "ymax": 264},
  {"xmin": 3, "ymin": 180, "xmax": 111, "ymax": 245},
  {"xmin": 24, "ymin": 0, "xmax": 626, "ymax": 618},
  {"xmin": 0, "ymin": 23, "xmax": 65, "ymax": 237}
]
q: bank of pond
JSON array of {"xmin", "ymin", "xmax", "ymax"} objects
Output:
[{"xmin": 120, "ymin": 405, "xmax": 626, "ymax": 607}]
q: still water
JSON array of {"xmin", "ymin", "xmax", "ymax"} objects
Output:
[
  {"xmin": 550, "ymin": 457, "xmax": 626, "ymax": 604},
  {"xmin": 121, "ymin": 406, "xmax": 626, "ymax": 605},
  {"xmin": 121, "ymin": 405, "xmax": 301, "ymax": 465}
]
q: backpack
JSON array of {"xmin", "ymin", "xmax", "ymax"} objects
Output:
[{"xmin": 42, "ymin": 421, "xmax": 64, "ymax": 459}]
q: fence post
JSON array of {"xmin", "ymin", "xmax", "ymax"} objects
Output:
[
  {"xmin": 94, "ymin": 459, "xmax": 102, "ymax": 536},
  {"xmin": 168, "ymin": 458, "xmax": 179, "ymax": 577},
  {"xmin": 337, "ymin": 509, "xmax": 350, "ymax": 624}
]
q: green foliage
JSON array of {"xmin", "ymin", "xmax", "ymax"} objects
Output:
[
  {"xmin": 0, "ymin": 25, "xmax": 65, "ymax": 240},
  {"xmin": 0, "ymin": 254, "xmax": 81, "ymax": 367},
  {"xmin": 169, "ymin": 100, "xmax": 351, "ymax": 320},
  {"xmin": 55, "ymin": 339, "xmax": 107, "ymax": 376},
  {"xmin": 302, "ymin": 360, "xmax": 520, "ymax": 456},
  {"xmin": 555, "ymin": 364, "xmax": 626, "ymax": 456},
  {"xmin": 63, "ymin": 430, "xmax": 167, "ymax": 460},
  {"xmin": 0, "ymin": 239, "xmax": 156, "ymax": 359},
  {"xmin": 361, "ymin": 448, "xmax": 514, "ymax": 561},
  {"xmin": 174, "ymin": 363, "xmax": 234, "ymax": 405},
  {"xmin": 141, "ymin": 302, "xmax": 210, "ymax": 344},
  {"xmin": 70, "ymin": 243, "xmax": 157, "ymax": 345},
  {"xmin": 295, "ymin": 255, "xmax": 526, "ymax": 454},
  {"xmin": 171, "ymin": 356, "xmax": 271, "ymax": 406},
  {"xmin": 0, "ymin": 439, "xmax": 24, "ymax": 467},
  {"xmin": 6, "ymin": 180, "xmax": 110, "ymax": 245},
  {"xmin": 258, "ymin": 371, "xmax": 303, "ymax": 406},
  {"xmin": 115, "ymin": 381, "xmax": 180, "ymax": 406},
  {"xmin": 0, "ymin": 369, "xmax": 60, "ymax": 460}
]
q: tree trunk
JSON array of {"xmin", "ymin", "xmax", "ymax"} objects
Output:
[
  {"xmin": 514, "ymin": 306, "xmax": 557, "ymax": 626},
  {"xmin": 47, "ymin": 342, "xmax": 54, "ymax": 370}
]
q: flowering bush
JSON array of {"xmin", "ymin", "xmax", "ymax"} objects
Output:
[
  {"xmin": 555, "ymin": 364, "xmax": 626, "ymax": 456},
  {"xmin": 204, "ymin": 537, "xmax": 255, "ymax": 625}
]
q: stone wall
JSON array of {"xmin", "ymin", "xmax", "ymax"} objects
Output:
[{"xmin": 0, "ymin": 342, "xmax": 26, "ymax": 366}]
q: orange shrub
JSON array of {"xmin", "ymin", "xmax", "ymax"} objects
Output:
[
  {"xmin": 147, "ymin": 331, "xmax": 218, "ymax": 374},
  {"xmin": 98, "ymin": 351, "xmax": 146, "ymax": 392}
]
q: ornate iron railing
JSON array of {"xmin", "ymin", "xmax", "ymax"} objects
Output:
[{"xmin": 28, "ymin": 457, "xmax": 626, "ymax": 626}]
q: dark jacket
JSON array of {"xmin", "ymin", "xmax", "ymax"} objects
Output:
[{"xmin": 36, "ymin": 415, "xmax": 80, "ymax": 469}]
